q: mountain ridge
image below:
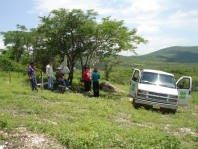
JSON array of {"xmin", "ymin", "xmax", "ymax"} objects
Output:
[{"xmin": 119, "ymin": 46, "xmax": 198, "ymax": 63}]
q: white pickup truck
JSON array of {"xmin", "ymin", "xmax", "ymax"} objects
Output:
[{"xmin": 129, "ymin": 69, "xmax": 192, "ymax": 113}]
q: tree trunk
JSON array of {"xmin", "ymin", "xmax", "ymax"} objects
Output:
[
  {"xmin": 68, "ymin": 71, "xmax": 73, "ymax": 85},
  {"xmin": 80, "ymin": 56, "xmax": 84, "ymax": 79},
  {"xmin": 68, "ymin": 62, "xmax": 75, "ymax": 85}
]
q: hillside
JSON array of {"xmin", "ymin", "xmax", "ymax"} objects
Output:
[
  {"xmin": 118, "ymin": 46, "xmax": 198, "ymax": 64},
  {"xmin": 0, "ymin": 71, "xmax": 198, "ymax": 148},
  {"xmin": 142, "ymin": 46, "xmax": 198, "ymax": 63}
]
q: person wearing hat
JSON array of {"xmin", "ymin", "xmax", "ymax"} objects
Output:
[
  {"xmin": 28, "ymin": 61, "xmax": 41, "ymax": 91},
  {"xmin": 55, "ymin": 67, "xmax": 69, "ymax": 88}
]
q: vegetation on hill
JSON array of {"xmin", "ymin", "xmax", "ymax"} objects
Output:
[
  {"xmin": 142, "ymin": 46, "xmax": 198, "ymax": 63},
  {"xmin": 117, "ymin": 46, "xmax": 198, "ymax": 64},
  {"xmin": 0, "ymin": 56, "xmax": 26, "ymax": 72}
]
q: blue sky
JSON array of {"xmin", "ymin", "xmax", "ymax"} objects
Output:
[{"xmin": 0, "ymin": 0, "xmax": 198, "ymax": 55}]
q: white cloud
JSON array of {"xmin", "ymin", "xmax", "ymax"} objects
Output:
[
  {"xmin": 166, "ymin": 10, "xmax": 198, "ymax": 29},
  {"xmin": 33, "ymin": 0, "xmax": 102, "ymax": 15},
  {"xmin": 133, "ymin": 35, "xmax": 191, "ymax": 55},
  {"xmin": 169, "ymin": 10, "xmax": 198, "ymax": 19},
  {"xmin": 32, "ymin": 0, "xmax": 198, "ymax": 55},
  {"xmin": 123, "ymin": 0, "xmax": 162, "ymax": 15},
  {"xmin": 120, "ymin": 34, "xmax": 191, "ymax": 56},
  {"xmin": 137, "ymin": 25, "xmax": 159, "ymax": 34}
]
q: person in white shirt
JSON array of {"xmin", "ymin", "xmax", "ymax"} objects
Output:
[{"xmin": 46, "ymin": 60, "xmax": 54, "ymax": 90}]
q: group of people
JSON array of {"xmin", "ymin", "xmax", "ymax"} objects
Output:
[
  {"xmin": 83, "ymin": 66, "xmax": 100, "ymax": 97},
  {"xmin": 28, "ymin": 61, "xmax": 101, "ymax": 97},
  {"xmin": 28, "ymin": 60, "xmax": 69, "ymax": 91}
]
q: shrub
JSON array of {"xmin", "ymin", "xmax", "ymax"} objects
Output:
[{"xmin": 0, "ymin": 56, "xmax": 26, "ymax": 73}]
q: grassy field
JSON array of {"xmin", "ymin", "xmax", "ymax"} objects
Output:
[{"xmin": 0, "ymin": 71, "xmax": 198, "ymax": 148}]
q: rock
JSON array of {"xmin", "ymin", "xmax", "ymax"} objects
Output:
[{"xmin": 99, "ymin": 81, "xmax": 120, "ymax": 92}]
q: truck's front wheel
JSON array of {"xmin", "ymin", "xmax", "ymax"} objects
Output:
[
  {"xmin": 161, "ymin": 108, "xmax": 177, "ymax": 114},
  {"xmin": 133, "ymin": 100, "xmax": 140, "ymax": 109},
  {"xmin": 170, "ymin": 109, "xmax": 177, "ymax": 114}
]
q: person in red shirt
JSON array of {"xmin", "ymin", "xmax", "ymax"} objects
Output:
[{"xmin": 83, "ymin": 67, "xmax": 91, "ymax": 92}]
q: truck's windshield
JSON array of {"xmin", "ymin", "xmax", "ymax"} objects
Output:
[{"xmin": 140, "ymin": 72, "xmax": 176, "ymax": 88}]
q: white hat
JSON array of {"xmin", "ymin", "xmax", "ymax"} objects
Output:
[{"xmin": 57, "ymin": 67, "xmax": 62, "ymax": 70}]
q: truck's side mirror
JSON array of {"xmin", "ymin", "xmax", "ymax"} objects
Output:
[
  {"xmin": 133, "ymin": 77, "xmax": 138, "ymax": 82},
  {"xmin": 131, "ymin": 69, "xmax": 140, "ymax": 83}
]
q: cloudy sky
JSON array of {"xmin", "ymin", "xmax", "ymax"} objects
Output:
[{"xmin": 0, "ymin": 0, "xmax": 198, "ymax": 55}]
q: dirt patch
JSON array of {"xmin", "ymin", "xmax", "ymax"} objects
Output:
[
  {"xmin": 174, "ymin": 127, "xmax": 198, "ymax": 137},
  {"xmin": 1, "ymin": 126, "xmax": 66, "ymax": 149},
  {"xmin": 115, "ymin": 112, "xmax": 198, "ymax": 138},
  {"xmin": 116, "ymin": 118, "xmax": 154, "ymax": 128},
  {"xmin": 161, "ymin": 124, "xmax": 198, "ymax": 137},
  {"xmin": 115, "ymin": 112, "xmax": 154, "ymax": 128},
  {"xmin": 192, "ymin": 113, "xmax": 198, "ymax": 116}
]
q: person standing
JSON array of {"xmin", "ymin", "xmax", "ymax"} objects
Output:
[
  {"xmin": 87, "ymin": 65, "xmax": 92, "ymax": 88},
  {"xmin": 28, "ymin": 61, "xmax": 39, "ymax": 91},
  {"xmin": 83, "ymin": 67, "xmax": 91, "ymax": 92},
  {"xmin": 92, "ymin": 68, "xmax": 100, "ymax": 97},
  {"xmin": 46, "ymin": 60, "xmax": 54, "ymax": 90}
]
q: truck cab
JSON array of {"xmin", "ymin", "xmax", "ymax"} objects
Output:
[{"xmin": 129, "ymin": 69, "xmax": 192, "ymax": 113}]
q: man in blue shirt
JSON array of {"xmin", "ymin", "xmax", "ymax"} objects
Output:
[{"xmin": 92, "ymin": 68, "xmax": 100, "ymax": 97}]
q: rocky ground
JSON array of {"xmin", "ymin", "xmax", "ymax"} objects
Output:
[{"xmin": 0, "ymin": 126, "xmax": 66, "ymax": 149}]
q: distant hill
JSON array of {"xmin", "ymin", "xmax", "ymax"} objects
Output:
[
  {"xmin": 118, "ymin": 46, "xmax": 198, "ymax": 64},
  {"xmin": 141, "ymin": 46, "xmax": 198, "ymax": 63}
]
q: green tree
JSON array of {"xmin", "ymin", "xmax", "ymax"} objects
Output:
[
  {"xmin": 37, "ymin": 9, "xmax": 98, "ymax": 84},
  {"xmin": 37, "ymin": 8, "xmax": 147, "ymax": 84},
  {"xmin": 79, "ymin": 17, "xmax": 147, "ymax": 69},
  {"xmin": 1, "ymin": 25, "xmax": 37, "ymax": 63},
  {"xmin": 102, "ymin": 58, "xmax": 121, "ymax": 81}
]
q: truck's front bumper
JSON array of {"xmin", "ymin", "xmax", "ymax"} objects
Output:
[{"xmin": 134, "ymin": 97, "xmax": 178, "ymax": 110}]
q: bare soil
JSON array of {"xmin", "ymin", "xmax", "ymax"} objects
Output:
[{"xmin": 0, "ymin": 126, "xmax": 66, "ymax": 149}]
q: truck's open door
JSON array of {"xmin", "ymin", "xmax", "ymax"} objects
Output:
[
  {"xmin": 129, "ymin": 69, "xmax": 140, "ymax": 98},
  {"xmin": 176, "ymin": 76, "xmax": 192, "ymax": 105}
]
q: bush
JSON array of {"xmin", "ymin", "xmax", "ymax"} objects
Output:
[{"xmin": 0, "ymin": 56, "xmax": 26, "ymax": 73}]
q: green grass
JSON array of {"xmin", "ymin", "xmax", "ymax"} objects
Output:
[{"xmin": 0, "ymin": 71, "xmax": 198, "ymax": 148}]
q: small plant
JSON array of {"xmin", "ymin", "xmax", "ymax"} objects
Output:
[{"xmin": 0, "ymin": 120, "xmax": 7, "ymax": 129}]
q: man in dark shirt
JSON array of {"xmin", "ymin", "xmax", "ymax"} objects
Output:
[{"xmin": 28, "ymin": 61, "xmax": 40, "ymax": 91}]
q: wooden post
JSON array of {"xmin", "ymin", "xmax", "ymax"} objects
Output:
[
  {"xmin": 41, "ymin": 72, "xmax": 43, "ymax": 89},
  {"xmin": 9, "ymin": 70, "xmax": 11, "ymax": 83}
]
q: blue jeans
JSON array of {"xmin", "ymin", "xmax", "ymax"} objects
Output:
[
  {"xmin": 48, "ymin": 76, "xmax": 54, "ymax": 90},
  {"xmin": 59, "ymin": 79, "xmax": 69, "ymax": 87},
  {"xmin": 65, "ymin": 79, "xmax": 69, "ymax": 87},
  {"xmin": 30, "ymin": 77, "xmax": 38, "ymax": 91}
]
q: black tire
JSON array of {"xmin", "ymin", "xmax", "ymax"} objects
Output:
[
  {"xmin": 170, "ymin": 109, "xmax": 177, "ymax": 114},
  {"xmin": 133, "ymin": 100, "xmax": 140, "ymax": 109},
  {"xmin": 144, "ymin": 105, "xmax": 152, "ymax": 110},
  {"xmin": 161, "ymin": 108, "xmax": 177, "ymax": 114}
]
